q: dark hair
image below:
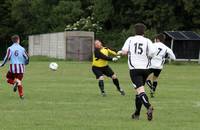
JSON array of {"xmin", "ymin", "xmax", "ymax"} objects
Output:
[
  {"xmin": 155, "ymin": 33, "xmax": 166, "ymax": 43},
  {"xmin": 134, "ymin": 23, "xmax": 146, "ymax": 35},
  {"xmin": 11, "ymin": 35, "xmax": 20, "ymax": 43}
]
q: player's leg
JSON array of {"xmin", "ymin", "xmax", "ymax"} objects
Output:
[
  {"xmin": 143, "ymin": 70, "xmax": 154, "ymax": 120},
  {"xmin": 6, "ymin": 71, "xmax": 19, "ymax": 92},
  {"xmin": 146, "ymin": 71, "xmax": 153, "ymax": 90},
  {"xmin": 152, "ymin": 69, "xmax": 161, "ymax": 93},
  {"xmin": 132, "ymin": 93, "xmax": 142, "ymax": 120},
  {"xmin": 15, "ymin": 78, "xmax": 23, "ymax": 98},
  {"xmin": 111, "ymin": 74, "xmax": 125, "ymax": 95},
  {"xmin": 92, "ymin": 66, "xmax": 106, "ymax": 96},
  {"xmin": 6, "ymin": 71, "xmax": 15, "ymax": 85},
  {"xmin": 129, "ymin": 70, "xmax": 143, "ymax": 119},
  {"xmin": 130, "ymin": 69, "xmax": 153, "ymax": 121},
  {"xmin": 146, "ymin": 73, "xmax": 153, "ymax": 89},
  {"xmin": 137, "ymin": 86, "xmax": 153, "ymax": 121},
  {"xmin": 14, "ymin": 73, "xmax": 24, "ymax": 99},
  {"xmin": 104, "ymin": 66, "xmax": 125, "ymax": 95},
  {"xmin": 98, "ymin": 76, "xmax": 106, "ymax": 96},
  {"xmin": 138, "ymin": 72, "xmax": 154, "ymax": 121},
  {"xmin": 152, "ymin": 76, "xmax": 158, "ymax": 91},
  {"xmin": 146, "ymin": 69, "xmax": 155, "ymax": 97}
]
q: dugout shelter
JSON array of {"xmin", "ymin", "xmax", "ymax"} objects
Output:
[
  {"xmin": 29, "ymin": 31, "xmax": 94, "ymax": 61},
  {"xmin": 164, "ymin": 31, "xmax": 200, "ymax": 62}
]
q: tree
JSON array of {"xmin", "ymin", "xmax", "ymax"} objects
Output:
[
  {"xmin": 112, "ymin": 0, "xmax": 135, "ymax": 29},
  {"xmin": 51, "ymin": 0, "xmax": 83, "ymax": 31},
  {"xmin": 93, "ymin": 0, "xmax": 114, "ymax": 29},
  {"xmin": 0, "ymin": 0, "xmax": 14, "ymax": 38}
]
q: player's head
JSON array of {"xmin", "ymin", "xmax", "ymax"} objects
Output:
[
  {"xmin": 155, "ymin": 33, "xmax": 166, "ymax": 43},
  {"xmin": 94, "ymin": 39, "xmax": 103, "ymax": 49},
  {"xmin": 134, "ymin": 23, "xmax": 146, "ymax": 35},
  {"xmin": 11, "ymin": 35, "xmax": 20, "ymax": 44}
]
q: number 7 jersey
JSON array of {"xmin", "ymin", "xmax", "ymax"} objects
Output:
[
  {"xmin": 149, "ymin": 42, "xmax": 176, "ymax": 69},
  {"xmin": 122, "ymin": 35, "xmax": 156, "ymax": 69}
]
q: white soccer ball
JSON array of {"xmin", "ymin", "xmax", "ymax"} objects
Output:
[{"xmin": 49, "ymin": 62, "xmax": 58, "ymax": 71}]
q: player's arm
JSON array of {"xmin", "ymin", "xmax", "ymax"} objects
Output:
[
  {"xmin": 107, "ymin": 48, "xmax": 117, "ymax": 56},
  {"xmin": 0, "ymin": 48, "xmax": 11, "ymax": 67},
  {"xmin": 117, "ymin": 37, "xmax": 131, "ymax": 55},
  {"xmin": 94, "ymin": 49, "xmax": 113, "ymax": 61},
  {"xmin": 147, "ymin": 39, "xmax": 156, "ymax": 58},
  {"xmin": 23, "ymin": 49, "xmax": 29, "ymax": 65},
  {"xmin": 166, "ymin": 47, "xmax": 176, "ymax": 60}
]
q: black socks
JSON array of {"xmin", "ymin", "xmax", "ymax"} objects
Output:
[
  {"xmin": 135, "ymin": 95, "xmax": 142, "ymax": 115},
  {"xmin": 147, "ymin": 80, "xmax": 158, "ymax": 92},
  {"xmin": 138, "ymin": 92, "xmax": 151, "ymax": 109},
  {"xmin": 112, "ymin": 78, "xmax": 121, "ymax": 91},
  {"xmin": 99, "ymin": 78, "xmax": 122, "ymax": 93},
  {"xmin": 146, "ymin": 80, "xmax": 152, "ymax": 89},
  {"xmin": 153, "ymin": 81, "xmax": 157, "ymax": 91},
  {"xmin": 98, "ymin": 80, "xmax": 105, "ymax": 93}
]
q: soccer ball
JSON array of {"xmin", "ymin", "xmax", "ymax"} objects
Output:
[{"xmin": 49, "ymin": 62, "xmax": 58, "ymax": 71}]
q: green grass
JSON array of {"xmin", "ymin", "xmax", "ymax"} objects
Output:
[{"xmin": 0, "ymin": 61, "xmax": 200, "ymax": 130}]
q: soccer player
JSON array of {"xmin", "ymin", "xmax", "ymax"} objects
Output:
[
  {"xmin": 0, "ymin": 35, "xmax": 29, "ymax": 99},
  {"xmin": 118, "ymin": 23, "xmax": 155, "ymax": 121},
  {"xmin": 92, "ymin": 39, "xmax": 125, "ymax": 96},
  {"xmin": 146, "ymin": 33, "xmax": 176, "ymax": 97}
]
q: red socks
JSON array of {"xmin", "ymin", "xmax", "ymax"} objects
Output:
[
  {"xmin": 7, "ymin": 78, "xmax": 24, "ymax": 97},
  {"xmin": 18, "ymin": 85, "xmax": 23, "ymax": 97}
]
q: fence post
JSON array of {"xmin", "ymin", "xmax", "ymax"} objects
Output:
[
  {"xmin": 198, "ymin": 49, "xmax": 200, "ymax": 64},
  {"xmin": 169, "ymin": 39, "xmax": 174, "ymax": 63}
]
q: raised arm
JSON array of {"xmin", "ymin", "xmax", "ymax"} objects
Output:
[
  {"xmin": 166, "ymin": 47, "xmax": 176, "ymax": 60},
  {"xmin": 94, "ymin": 49, "xmax": 113, "ymax": 61},
  {"xmin": 107, "ymin": 48, "xmax": 117, "ymax": 56}
]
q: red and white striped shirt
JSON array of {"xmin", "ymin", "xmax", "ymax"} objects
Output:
[{"xmin": 9, "ymin": 64, "xmax": 25, "ymax": 73}]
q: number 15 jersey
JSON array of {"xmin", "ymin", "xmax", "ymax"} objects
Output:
[{"xmin": 122, "ymin": 35, "xmax": 155, "ymax": 70}]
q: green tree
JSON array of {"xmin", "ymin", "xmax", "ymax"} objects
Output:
[
  {"xmin": 0, "ymin": 0, "xmax": 14, "ymax": 38},
  {"xmin": 93, "ymin": 0, "xmax": 114, "ymax": 29},
  {"xmin": 51, "ymin": 0, "xmax": 83, "ymax": 31},
  {"xmin": 111, "ymin": 0, "xmax": 135, "ymax": 29}
]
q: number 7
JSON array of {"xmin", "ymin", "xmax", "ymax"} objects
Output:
[{"xmin": 157, "ymin": 48, "xmax": 162, "ymax": 56}]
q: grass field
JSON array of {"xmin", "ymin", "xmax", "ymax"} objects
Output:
[{"xmin": 0, "ymin": 61, "xmax": 200, "ymax": 130}]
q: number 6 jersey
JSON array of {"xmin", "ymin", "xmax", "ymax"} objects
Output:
[
  {"xmin": 122, "ymin": 35, "xmax": 156, "ymax": 69},
  {"xmin": 1, "ymin": 43, "xmax": 29, "ymax": 73}
]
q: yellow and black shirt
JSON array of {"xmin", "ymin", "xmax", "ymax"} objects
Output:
[{"xmin": 92, "ymin": 47, "xmax": 117, "ymax": 67}]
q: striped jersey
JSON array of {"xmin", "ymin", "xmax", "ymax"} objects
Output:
[
  {"xmin": 1, "ymin": 43, "xmax": 29, "ymax": 73},
  {"xmin": 122, "ymin": 35, "xmax": 156, "ymax": 69}
]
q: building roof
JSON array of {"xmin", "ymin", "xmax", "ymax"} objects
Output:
[{"xmin": 164, "ymin": 31, "xmax": 200, "ymax": 40}]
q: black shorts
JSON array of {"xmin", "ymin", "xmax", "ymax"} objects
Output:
[
  {"xmin": 92, "ymin": 66, "xmax": 114, "ymax": 79},
  {"xmin": 149, "ymin": 68, "xmax": 162, "ymax": 77},
  {"xmin": 129, "ymin": 69, "xmax": 150, "ymax": 89}
]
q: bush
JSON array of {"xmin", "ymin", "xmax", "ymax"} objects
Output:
[{"xmin": 65, "ymin": 16, "xmax": 102, "ymax": 33}]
